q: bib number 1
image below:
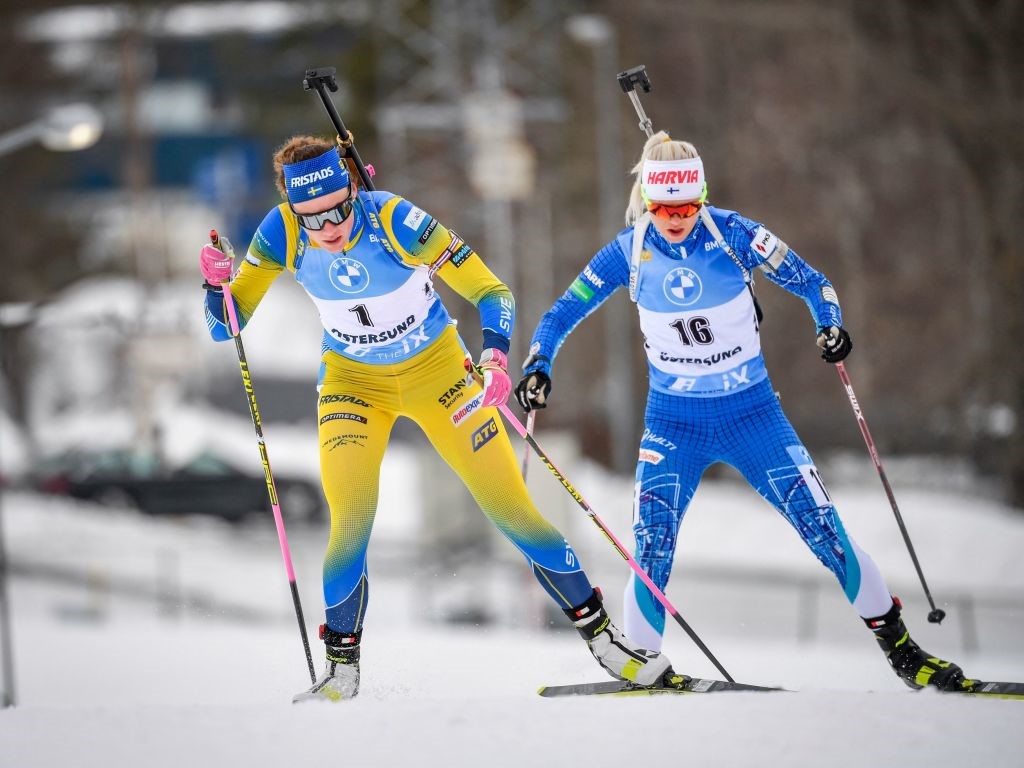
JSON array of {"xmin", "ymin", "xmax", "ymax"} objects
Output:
[{"xmin": 349, "ymin": 304, "xmax": 374, "ymax": 327}]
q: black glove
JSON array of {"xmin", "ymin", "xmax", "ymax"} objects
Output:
[
  {"xmin": 515, "ymin": 371, "xmax": 552, "ymax": 412},
  {"xmin": 816, "ymin": 326, "xmax": 852, "ymax": 363}
]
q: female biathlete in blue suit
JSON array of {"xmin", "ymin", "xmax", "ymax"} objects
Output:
[{"xmin": 516, "ymin": 131, "xmax": 972, "ymax": 692}]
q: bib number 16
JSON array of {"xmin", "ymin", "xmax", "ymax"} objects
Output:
[{"xmin": 670, "ymin": 316, "xmax": 713, "ymax": 346}]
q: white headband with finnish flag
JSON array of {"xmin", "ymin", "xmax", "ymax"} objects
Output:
[{"xmin": 641, "ymin": 157, "xmax": 705, "ymax": 201}]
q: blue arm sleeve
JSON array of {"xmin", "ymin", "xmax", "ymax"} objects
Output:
[
  {"xmin": 480, "ymin": 301, "xmax": 513, "ymax": 354},
  {"xmin": 204, "ymin": 288, "xmax": 232, "ymax": 342},
  {"xmin": 525, "ymin": 240, "xmax": 629, "ymax": 375},
  {"xmin": 722, "ymin": 213, "xmax": 843, "ymax": 331}
]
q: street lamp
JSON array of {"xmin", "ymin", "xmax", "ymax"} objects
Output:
[{"xmin": 0, "ymin": 102, "xmax": 104, "ymax": 157}]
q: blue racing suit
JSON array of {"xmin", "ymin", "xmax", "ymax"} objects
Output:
[{"xmin": 525, "ymin": 205, "xmax": 894, "ymax": 650}]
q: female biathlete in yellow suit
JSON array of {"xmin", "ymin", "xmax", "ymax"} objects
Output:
[{"xmin": 200, "ymin": 136, "xmax": 672, "ymax": 701}]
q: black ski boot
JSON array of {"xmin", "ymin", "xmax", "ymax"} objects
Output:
[
  {"xmin": 293, "ymin": 626, "xmax": 361, "ymax": 703},
  {"xmin": 865, "ymin": 599, "xmax": 974, "ymax": 692}
]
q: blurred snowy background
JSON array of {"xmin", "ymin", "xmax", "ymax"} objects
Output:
[{"xmin": 1, "ymin": 1, "xmax": 1022, "ymax": 765}]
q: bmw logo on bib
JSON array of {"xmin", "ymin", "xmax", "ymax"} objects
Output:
[
  {"xmin": 329, "ymin": 257, "xmax": 370, "ymax": 295},
  {"xmin": 663, "ymin": 267, "xmax": 702, "ymax": 307}
]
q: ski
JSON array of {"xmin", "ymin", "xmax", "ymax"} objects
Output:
[
  {"xmin": 952, "ymin": 680, "xmax": 1024, "ymax": 700},
  {"xmin": 537, "ymin": 678, "xmax": 1024, "ymax": 699},
  {"xmin": 538, "ymin": 677, "xmax": 787, "ymax": 698}
]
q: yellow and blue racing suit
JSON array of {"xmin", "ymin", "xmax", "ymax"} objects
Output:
[{"xmin": 205, "ymin": 190, "xmax": 593, "ymax": 632}]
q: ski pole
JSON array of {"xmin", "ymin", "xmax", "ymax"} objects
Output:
[
  {"xmin": 520, "ymin": 410, "xmax": 536, "ymax": 479},
  {"xmin": 834, "ymin": 361, "xmax": 946, "ymax": 624},
  {"xmin": 496, "ymin": 402, "xmax": 735, "ymax": 682},
  {"xmin": 211, "ymin": 230, "xmax": 318, "ymax": 682}
]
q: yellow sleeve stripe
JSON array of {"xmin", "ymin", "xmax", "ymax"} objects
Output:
[
  {"xmin": 279, "ymin": 203, "xmax": 301, "ymax": 273},
  {"xmin": 377, "ymin": 196, "xmax": 418, "ymax": 265}
]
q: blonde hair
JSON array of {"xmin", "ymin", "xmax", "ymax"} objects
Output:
[{"xmin": 625, "ymin": 131, "xmax": 701, "ymax": 225}]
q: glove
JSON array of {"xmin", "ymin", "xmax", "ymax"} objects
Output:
[
  {"xmin": 200, "ymin": 238, "xmax": 234, "ymax": 288},
  {"xmin": 816, "ymin": 325, "xmax": 852, "ymax": 363},
  {"xmin": 474, "ymin": 348, "xmax": 512, "ymax": 407},
  {"xmin": 515, "ymin": 370, "xmax": 552, "ymax": 412}
]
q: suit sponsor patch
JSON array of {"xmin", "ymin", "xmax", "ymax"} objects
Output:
[
  {"xmin": 583, "ymin": 265, "xmax": 604, "ymax": 288},
  {"xmin": 451, "ymin": 393, "xmax": 484, "ymax": 426},
  {"xmin": 471, "ymin": 417, "xmax": 499, "ymax": 451},
  {"xmin": 417, "ymin": 218, "xmax": 438, "ymax": 245},
  {"xmin": 570, "ymin": 278, "xmax": 594, "ymax": 302},
  {"xmin": 450, "ymin": 243, "xmax": 473, "ymax": 267},
  {"xmin": 641, "ymin": 428, "xmax": 677, "ymax": 451},
  {"xmin": 319, "ymin": 394, "xmax": 373, "ymax": 408},
  {"xmin": 438, "ymin": 377, "xmax": 470, "ymax": 409},
  {"xmin": 403, "ymin": 206, "xmax": 427, "ymax": 230},
  {"xmin": 750, "ymin": 226, "xmax": 779, "ymax": 260},
  {"xmin": 319, "ymin": 412, "xmax": 368, "ymax": 425},
  {"xmin": 321, "ymin": 433, "xmax": 367, "ymax": 451},
  {"xmin": 638, "ymin": 449, "xmax": 665, "ymax": 465}
]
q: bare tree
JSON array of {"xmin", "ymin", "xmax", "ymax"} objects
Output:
[{"xmin": 851, "ymin": 0, "xmax": 1024, "ymax": 503}]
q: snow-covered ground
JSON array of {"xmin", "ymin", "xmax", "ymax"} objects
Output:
[{"xmin": 2, "ymin": 447, "xmax": 1023, "ymax": 767}]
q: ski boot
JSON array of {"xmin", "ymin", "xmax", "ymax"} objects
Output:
[
  {"xmin": 565, "ymin": 589, "xmax": 672, "ymax": 687},
  {"xmin": 865, "ymin": 598, "xmax": 975, "ymax": 692},
  {"xmin": 293, "ymin": 626, "xmax": 361, "ymax": 703}
]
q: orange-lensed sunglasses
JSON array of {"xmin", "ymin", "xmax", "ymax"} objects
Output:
[{"xmin": 646, "ymin": 200, "xmax": 702, "ymax": 219}]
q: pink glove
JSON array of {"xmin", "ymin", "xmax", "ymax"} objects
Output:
[
  {"xmin": 200, "ymin": 241, "xmax": 233, "ymax": 287},
  {"xmin": 477, "ymin": 348, "xmax": 511, "ymax": 407}
]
